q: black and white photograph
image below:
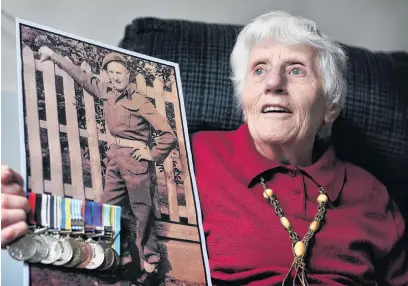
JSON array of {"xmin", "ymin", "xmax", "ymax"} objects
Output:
[{"xmin": 15, "ymin": 19, "xmax": 210, "ymax": 286}]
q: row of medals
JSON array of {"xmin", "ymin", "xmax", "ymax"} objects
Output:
[{"xmin": 7, "ymin": 229, "xmax": 120, "ymax": 272}]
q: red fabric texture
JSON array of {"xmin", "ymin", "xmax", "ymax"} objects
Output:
[{"xmin": 192, "ymin": 124, "xmax": 408, "ymax": 285}]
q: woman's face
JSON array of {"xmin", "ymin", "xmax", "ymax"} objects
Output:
[{"xmin": 241, "ymin": 39, "xmax": 338, "ymax": 147}]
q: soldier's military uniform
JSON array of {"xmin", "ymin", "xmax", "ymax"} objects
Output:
[{"xmin": 50, "ymin": 52, "xmax": 176, "ymax": 273}]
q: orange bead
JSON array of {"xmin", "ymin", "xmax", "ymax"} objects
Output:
[
  {"xmin": 294, "ymin": 241, "xmax": 306, "ymax": 257},
  {"xmin": 309, "ymin": 221, "xmax": 319, "ymax": 231},
  {"xmin": 317, "ymin": 194, "xmax": 328, "ymax": 204},
  {"xmin": 280, "ymin": 217, "xmax": 291, "ymax": 229},
  {"xmin": 263, "ymin": 188, "xmax": 273, "ymax": 199}
]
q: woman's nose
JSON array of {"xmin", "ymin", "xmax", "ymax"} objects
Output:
[{"xmin": 264, "ymin": 71, "xmax": 287, "ymax": 95}]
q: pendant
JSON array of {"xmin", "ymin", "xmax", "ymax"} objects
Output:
[
  {"xmin": 28, "ymin": 235, "xmax": 49, "ymax": 263},
  {"xmin": 294, "ymin": 241, "xmax": 306, "ymax": 257},
  {"xmin": 75, "ymin": 240, "xmax": 93, "ymax": 269},
  {"xmin": 85, "ymin": 241, "xmax": 105, "ymax": 270},
  {"xmin": 7, "ymin": 234, "xmax": 37, "ymax": 261},
  {"xmin": 41, "ymin": 235, "xmax": 63, "ymax": 264},
  {"xmin": 63, "ymin": 240, "xmax": 83, "ymax": 268},
  {"xmin": 53, "ymin": 238, "xmax": 74, "ymax": 266},
  {"xmin": 97, "ymin": 241, "xmax": 116, "ymax": 271}
]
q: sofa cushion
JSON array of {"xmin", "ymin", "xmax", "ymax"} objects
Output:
[
  {"xmin": 119, "ymin": 17, "xmax": 408, "ymax": 215},
  {"xmin": 120, "ymin": 18, "xmax": 244, "ymax": 132}
]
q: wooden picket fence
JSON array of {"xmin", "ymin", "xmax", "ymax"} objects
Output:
[{"xmin": 22, "ymin": 46, "xmax": 202, "ymax": 247}]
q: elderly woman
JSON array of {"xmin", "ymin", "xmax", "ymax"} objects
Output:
[{"xmin": 1, "ymin": 11, "xmax": 408, "ymax": 286}]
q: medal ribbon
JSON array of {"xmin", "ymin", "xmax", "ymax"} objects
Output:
[
  {"xmin": 102, "ymin": 204, "xmax": 111, "ymax": 232},
  {"xmin": 110, "ymin": 205, "xmax": 114, "ymax": 231},
  {"xmin": 94, "ymin": 202, "xmax": 103, "ymax": 232},
  {"xmin": 57, "ymin": 196, "xmax": 62, "ymax": 230},
  {"xmin": 76, "ymin": 199, "xmax": 81, "ymax": 231},
  {"xmin": 79, "ymin": 199, "xmax": 85, "ymax": 232},
  {"xmin": 46, "ymin": 194, "xmax": 51, "ymax": 228},
  {"xmin": 85, "ymin": 200, "xmax": 93, "ymax": 232},
  {"xmin": 61, "ymin": 196, "xmax": 66, "ymax": 230},
  {"xmin": 35, "ymin": 193, "xmax": 42, "ymax": 226},
  {"xmin": 71, "ymin": 199, "xmax": 77, "ymax": 231},
  {"xmin": 41, "ymin": 194, "xmax": 48, "ymax": 228},
  {"xmin": 75, "ymin": 199, "xmax": 80, "ymax": 231},
  {"xmin": 65, "ymin": 198, "xmax": 71, "ymax": 231},
  {"xmin": 50, "ymin": 195, "xmax": 55, "ymax": 230},
  {"xmin": 28, "ymin": 192, "xmax": 36, "ymax": 226}
]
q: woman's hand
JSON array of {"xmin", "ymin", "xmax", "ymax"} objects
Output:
[{"xmin": 1, "ymin": 165, "xmax": 30, "ymax": 248}]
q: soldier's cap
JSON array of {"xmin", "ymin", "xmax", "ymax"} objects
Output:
[{"xmin": 101, "ymin": 52, "xmax": 128, "ymax": 70}]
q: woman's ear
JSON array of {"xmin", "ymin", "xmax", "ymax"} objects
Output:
[{"xmin": 324, "ymin": 103, "xmax": 341, "ymax": 125}]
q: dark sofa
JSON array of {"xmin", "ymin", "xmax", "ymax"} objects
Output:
[{"xmin": 118, "ymin": 17, "xmax": 408, "ymax": 221}]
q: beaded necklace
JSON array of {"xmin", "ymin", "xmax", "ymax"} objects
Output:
[{"xmin": 260, "ymin": 177, "xmax": 329, "ymax": 286}]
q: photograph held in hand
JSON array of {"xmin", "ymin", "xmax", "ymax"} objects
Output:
[{"xmin": 7, "ymin": 19, "xmax": 211, "ymax": 286}]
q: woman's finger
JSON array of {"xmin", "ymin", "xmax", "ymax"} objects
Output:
[
  {"xmin": 12, "ymin": 171, "xmax": 24, "ymax": 187},
  {"xmin": 1, "ymin": 183, "xmax": 25, "ymax": 197},
  {"xmin": 1, "ymin": 166, "xmax": 24, "ymax": 186},
  {"xmin": 1, "ymin": 194, "xmax": 30, "ymax": 212},
  {"xmin": 1, "ymin": 166, "xmax": 13, "ymax": 185},
  {"xmin": 1, "ymin": 209, "xmax": 27, "ymax": 229},
  {"xmin": 1, "ymin": 221, "xmax": 28, "ymax": 248}
]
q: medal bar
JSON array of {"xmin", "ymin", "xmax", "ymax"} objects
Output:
[{"xmin": 6, "ymin": 192, "xmax": 121, "ymax": 273}]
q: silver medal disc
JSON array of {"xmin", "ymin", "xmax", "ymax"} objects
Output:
[
  {"xmin": 63, "ymin": 240, "xmax": 83, "ymax": 268},
  {"xmin": 52, "ymin": 239, "xmax": 73, "ymax": 266},
  {"xmin": 85, "ymin": 242, "xmax": 105, "ymax": 270},
  {"xmin": 7, "ymin": 234, "xmax": 37, "ymax": 261},
  {"xmin": 41, "ymin": 236, "xmax": 63, "ymax": 264},
  {"xmin": 28, "ymin": 235, "xmax": 49, "ymax": 263}
]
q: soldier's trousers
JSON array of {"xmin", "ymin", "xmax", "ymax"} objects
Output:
[{"xmin": 101, "ymin": 145, "xmax": 160, "ymax": 269}]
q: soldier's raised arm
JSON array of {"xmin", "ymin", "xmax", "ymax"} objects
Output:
[{"xmin": 38, "ymin": 46, "xmax": 106, "ymax": 100}]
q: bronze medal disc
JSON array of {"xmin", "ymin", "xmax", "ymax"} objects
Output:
[
  {"xmin": 28, "ymin": 235, "xmax": 49, "ymax": 263},
  {"xmin": 108, "ymin": 248, "xmax": 120, "ymax": 273},
  {"xmin": 100, "ymin": 247, "xmax": 120, "ymax": 273},
  {"xmin": 41, "ymin": 236, "xmax": 63, "ymax": 264},
  {"xmin": 76, "ymin": 241, "xmax": 93, "ymax": 269},
  {"xmin": 63, "ymin": 240, "xmax": 83, "ymax": 268},
  {"xmin": 97, "ymin": 243, "xmax": 115, "ymax": 271},
  {"xmin": 86, "ymin": 242, "xmax": 105, "ymax": 270},
  {"xmin": 53, "ymin": 239, "xmax": 73, "ymax": 266},
  {"xmin": 7, "ymin": 234, "xmax": 37, "ymax": 261}
]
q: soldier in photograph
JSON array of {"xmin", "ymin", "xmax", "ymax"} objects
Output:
[{"xmin": 38, "ymin": 46, "xmax": 177, "ymax": 284}]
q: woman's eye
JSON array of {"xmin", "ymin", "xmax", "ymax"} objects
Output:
[
  {"xmin": 254, "ymin": 68, "xmax": 265, "ymax": 75},
  {"xmin": 289, "ymin": 67, "xmax": 305, "ymax": 76}
]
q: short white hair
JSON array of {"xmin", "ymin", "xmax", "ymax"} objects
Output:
[{"xmin": 230, "ymin": 11, "xmax": 348, "ymax": 139}]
